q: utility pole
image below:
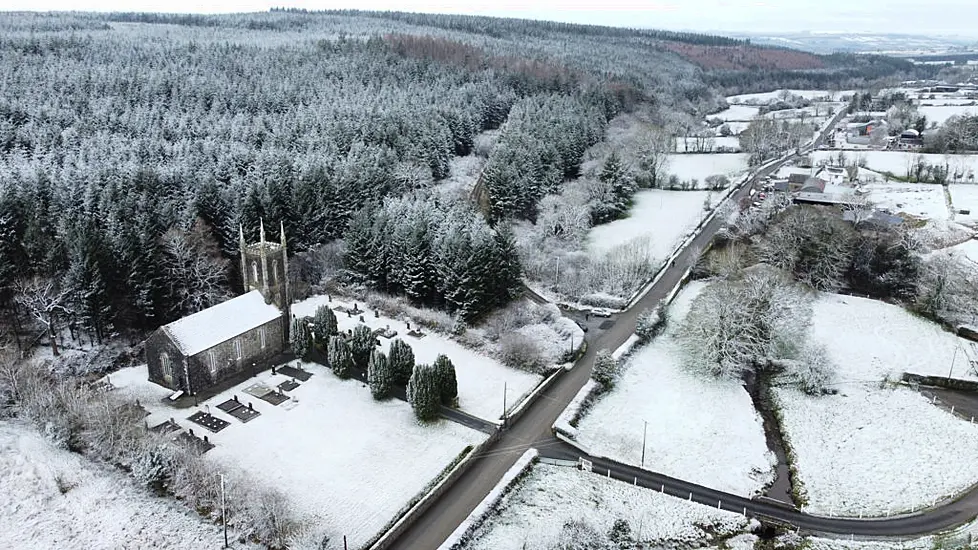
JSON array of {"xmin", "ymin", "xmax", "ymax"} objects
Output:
[
  {"xmin": 502, "ymin": 381, "xmax": 507, "ymax": 426},
  {"xmin": 220, "ymin": 473, "xmax": 228, "ymax": 549},
  {"xmin": 554, "ymin": 257, "xmax": 560, "ymax": 289},
  {"xmin": 950, "ymin": 346, "xmax": 959, "ymax": 380},
  {"xmin": 641, "ymin": 420, "xmax": 648, "ymax": 468}
]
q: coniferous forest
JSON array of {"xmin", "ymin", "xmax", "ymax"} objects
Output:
[{"xmin": 0, "ymin": 10, "xmax": 928, "ymax": 341}]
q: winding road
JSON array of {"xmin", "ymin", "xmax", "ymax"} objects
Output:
[{"xmin": 379, "ymin": 108, "xmax": 978, "ymax": 550}]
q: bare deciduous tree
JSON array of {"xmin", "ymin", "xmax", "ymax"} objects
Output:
[
  {"xmin": 161, "ymin": 218, "xmax": 231, "ymax": 317},
  {"xmin": 14, "ymin": 276, "xmax": 73, "ymax": 356},
  {"xmin": 680, "ymin": 266, "xmax": 812, "ymax": 380},
  {"xmin": 917, "ymin": 252, "xmax": 978, "ymax": 326},
  {"xmin": 635, "ymin": 128, "xmax": 673, "ymax": 189}
]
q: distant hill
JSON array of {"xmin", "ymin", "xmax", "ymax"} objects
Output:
[{"xmin": 723, "ymin": 31, "xmax": 978, "ymax": 56}]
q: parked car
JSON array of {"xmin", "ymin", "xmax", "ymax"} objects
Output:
[{"xmin": 590, "ymin": 307, "xmax": 614, "ymax": 318}]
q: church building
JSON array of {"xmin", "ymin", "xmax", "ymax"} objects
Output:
[{"xmin": 146, "ymin": 221, "xmax": 291, "ymax": 395}]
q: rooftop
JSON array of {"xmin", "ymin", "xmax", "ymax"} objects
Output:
[{"xmin": 162, "ymin": 290, "xmax": 282, "ymax": 356}]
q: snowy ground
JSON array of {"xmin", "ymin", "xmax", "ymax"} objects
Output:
[
  {"xmin": 948, "ymin": 184, "xmax": 978, "ymax": 227},
  {"xmin": 433, "ymin": 155, "xmax": 485, "ymax": 203},
  {"xmin": 812, "ymin": 151, "xmax": 978, "ymax": 182},
  {"xmin": 292, "ymin": 295, "xmax": 542, "ymax": 421},
  {"xmin": 665, "ymin": 153, "xmax": 749, "ymax": 182},
  {"xmin": 919, "ymin": 104, "xmax": 978, "ymax": 127},
  {"xmin": 575, "ymin": 281, "xmax": 776, "ymax": 496},
  {"xmin": 772, "ymin": 293, "xmax": 978, "ymax": 516},
  {"xmin": 711, "ymin": 104, "xmax": 760, "ymax": 122},
  {"xmin": 586, "ymin": 189, "xmax": 718, "ymax": 258},
  {"xmin": 726, "ymin": 89, "xmax": 855, "ymax": 104},
  {"xmin": 0, "ymin": 420, "xmax": 254, "ymax": 550},
  {"xmin": 948, "ymin": 238, "xmax": 978, "ymax": 265},
  {"xmin": 674, "ymin": 136, "xmax": 741, "ymax": 152},
  {"xmin": 864, "ymin": 181, "xmax": 949, "ymax": 220},
  {"xmin": 108, "ymin": 363, "xmax": 485, "ymax": 548},
  {"xmin": 463, "ymin": 463, "xmax": 751, "ymax": 550}
]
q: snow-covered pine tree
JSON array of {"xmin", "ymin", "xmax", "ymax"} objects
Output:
[
  {"xmin": 349, "ymin": 324, "xmax": 376, "ymax": 370},
  {"xmin": 367, "ymin": 349, "xmax": 392, "ymax": 400},
  {"xmin": 290, "ymin": 317, "xmax": 310, "ymax": 359},
  {"xmin": 312, "ymin": 305, "xmax": 338, "ymax": 346},
  {"xmin": 343, "ymin": 207, "xmax": 376, "ymax": 283},
  {"xmin": 407, "ymin": 363, "xmax": 440, "ymax": 422},
  {"xmin": 432, "ymin": 354, "xmax": 458, "ymax": 407},
  {"xmin": 388, "ymin": 338, "xmax": 416, "ymax": 387},
  {"xmin": 326, "ymin": 336, "xmax": 354, "ymax": 379}
]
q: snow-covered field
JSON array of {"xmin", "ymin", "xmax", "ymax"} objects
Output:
[
  {"xmin": 586, "ymin": 189, "xmax": 716, "ymax": 258},
  {"xmin": 575, "ymin": 282, "xmax": 776, "ymax": 496},
  {"xmin": 948, "ymin": 184, "xmax": 978, "ymax": 227},
  {"xmin": 813, "ymin": 151, "xmax": 978, "ymax": 182},
  {"xmin": 109, "ymin": 364, "xmax": 484, "ymax": 547},
  {"xmin": 711, "ymin": 104, "xmax": 760, "ymax": 121},
  {"xmin": 463, "ymin": 463, "xmax": 751, "ymax": 550},
  {"xmin": 773, "ymin": 293, "xmax": 978, "ymax": 515},
  {"xmin": 292, "ymin": 295, "xmax": 542, "ymax": 421},
  {"xmin": 666, "ymin": 153, "xmax": 749, "ymax": 182},
  {"xmin": 726, "ymin": 89, "xmax": 854, "ymax": 104},
  {"xmin": 674, "ymin": 136, "xmax": 741, "ymax": 152},
  {"xmin": 0, "ymin": 421, "xmax": 252, "ymax": 550},
  {"xmin": 919, "ymin": 104, "xmax": 978, "ymax": 127},
  {"xmin": 864, "ymin": 182, "xmax": 949, "ymax": 220}
]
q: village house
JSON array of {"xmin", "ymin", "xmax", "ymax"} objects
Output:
[{"xmin": 145, "ymin": 221, "xmax": 291, "ymax": 395}]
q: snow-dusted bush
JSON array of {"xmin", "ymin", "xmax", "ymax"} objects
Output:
[
  {"xmin": 241, "ymin": 485, "xmax": 304, "ymax": 549},
  {"xmin": 483, "ymin": 301, "xmax": 561, "ymax": 342},
  {"xmin": 433, "ymin": 354, "xmax": 458, "ymax": 407},
  {"xmin": 591, "ymin": 349, "xmax": 620, "ymax": 390},
  {"xmin": 312, "ymin": 305, "xmax": 338, "ymax": 342},
  {"xmin": 520, "ymin": 238, "xmax": 657, "ymax": 305},
  {"xmin": 793, "ymin": 343, "xmax": 835, "ymax": 395},
  {"xmin": 550, "ymin": 519, "xmax": 611, "ymax": 550},
  {"xmin": 408, "ymin": 363, "xmax": 441, "ymax": 422},
  {"xmin": 634, "ymin": 305, "xmax": 667, "ymax": 343},
  {"xmin": 680, "ymin": 267, "xmax": 812, "ymax": 380},
  {"xmin": 362, "ymin": 291, "xmax": 456, "ymax": 334},
  {"xmin": 290, "ymin": 316, "xmax": 311, "ymax": 358},
  {"xmin": 498, "ymin": 333, "xmax": 546, "ymax": 374},
  {"xmin": 388, "ymin": 338, "xmax": 415, "ymax": 386},
  {"xmin": 349, "ymin": 324, "xmax": 376, "ymax": 370},
  {"xmin": 327, "ymin": 336, "xmax": 354, "ymax": 379},
  {"xmin": 368, "ymin": 350, "xmax": 393, "ymax": 400}
]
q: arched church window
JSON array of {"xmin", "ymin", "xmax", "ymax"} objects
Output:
[
  {"xmin": 160, "ymin": 352, "xmax": 172, "ymax": 380},
  {"xmin": 251, "ymin": 261, "xmax": 259, "ymax": 285},
  {"xmin": 273, "ymin": 261, "xmax": 279, "ymax": 284}
]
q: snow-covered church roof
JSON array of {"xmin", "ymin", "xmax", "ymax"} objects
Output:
[{"xmin": 162, "ymin": 290, "xmax": 282, "ymax": 356}]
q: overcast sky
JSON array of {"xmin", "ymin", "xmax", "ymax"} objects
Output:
[{"xmin": 3, "ymin": 0, "xmax": 978, "ymax": 37}]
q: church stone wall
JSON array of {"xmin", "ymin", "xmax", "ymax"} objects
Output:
[
  {"xmin": 146, "ymin": 330, "xmax": 187, "ymax": 392},
  {"xmin": 184, "ymin": 316, "xmax": 285, "ymax": 393}
]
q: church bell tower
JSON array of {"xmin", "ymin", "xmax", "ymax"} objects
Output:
[{"xmin": 239, "ymin": 220, "xmax": 291, "ymax": 338}]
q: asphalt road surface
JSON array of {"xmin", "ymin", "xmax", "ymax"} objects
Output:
[{"xmin": 385, "ymin": 110, "xmax": 851, "ymax": 550}]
